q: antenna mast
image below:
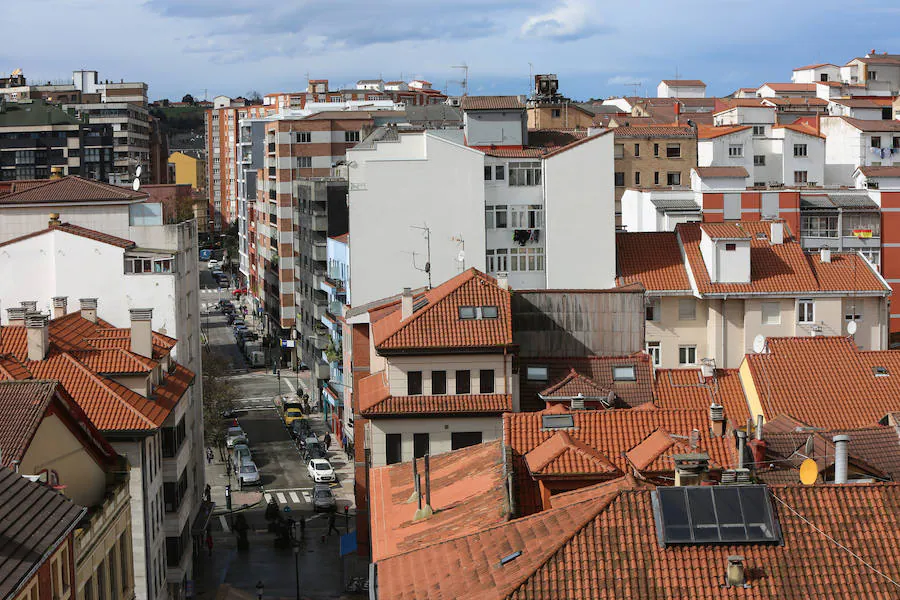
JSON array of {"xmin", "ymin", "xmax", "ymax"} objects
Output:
[
  {"xmin": 410, "ymin": 224, "xmax": 433, "ymax": 288},
  {"xmin": 625, "ymin": 82, "xmax": 642, "ymax": 97},
  {"xmin": 451, "ymin": 64, "xmax": 468, "ymax": 96}
]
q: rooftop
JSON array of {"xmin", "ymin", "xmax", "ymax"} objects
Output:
[
  {"xmin": 696, "ymin": 124, "xmax": 751, "ymax": 139},
  {"xmin": 616, "ymin": 232, "xmax": 692, "ymax": 292},
  {"xmin": 654, "ymin": 368, "xmax": 751, "ymax": 426},
  {"xmin": 857, "ymin": 165, "xmax": 900, "ymax": 177},
  {"xmin": 660, "ymin": 79, "xmax": 706, "ymax": 87},
  {"xmin": 0, "ymin": 176, "xmax": 147, "ymax": 205},
  {"xmin": 0, "ymin": 221, "xmax": 135, "ymax": 249},
  {"xmin": 460, "ymin": 95, "xmax": 524, "ymax": 111},
  {"xmin": 0, "ymin": 99, "xmax": 84, "ymax": 128},
  {"xmin": 693, "ymin": 166, "xmax": 750, "ymax": 178},
  {"xmin": 612, "ymin": 125, "xmax": 696, "ymax": 138},
  {"xmin": 840, "ymin": 116, "xmax": 900, "ymax": 132}
]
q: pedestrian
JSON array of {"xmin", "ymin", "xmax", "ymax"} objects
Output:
[
  {"xmin": 206, "ymin": 532, "xmax": 213, "ymax": 556},
  {"xmin": 204, "ymin": 484, "xmax": 211, "ymax": 503},
  {"xmin": 206, "ymin": 447, "xmax": 214, "ymax": 464},
  {"xmin": 327, "ymin": 511, "xmax": 339, "ymax": 536},
  {"xmin": 324, "ymin": 433, "xmax": 331, "ymax": 449},
  {"xmin": 298, "ymin": 514, "xmax": 306, "ymax": 538}
]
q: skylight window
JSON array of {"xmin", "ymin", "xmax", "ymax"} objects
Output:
[
  {"xmin": 873, "ymin": 366, "xmax": 889, "ymax": 377},
  {"xmin": 612, "ymin": 365, "xmax": 636, "ymax": 381},
  {"xmin": 653, "ymin": 485, "xmax": 781, "ymax": 547},
  {"xmin": 541, "ymin": 414, "xmax": 575, "ymax": 430},
  {"xmin": 481, "ymin": 305, "xmax": 499, "ymax": 319},
  {"xmin": 526, "ymin": 366, "xmax": 548, "ymax": 381},
  {"xmin": 458, "ymin": 306, "xmax": 476, "ymax": 319}
]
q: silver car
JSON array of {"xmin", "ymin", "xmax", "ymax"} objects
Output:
[
  {"xmin": 232, "ymin": 444, "xmax": 252, "ymax": 469},
  {"xmin": 312, "ymin": 485, "xmax": 336, "ymax": 512},
  {"xmin": 226, "ymin": 426, "xmax": 248, "ymax": 448},
  {"xmin": 238, "ymin": 461, "xmax": 260, "ymax": 489}
]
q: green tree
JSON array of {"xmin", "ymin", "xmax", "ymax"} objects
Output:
[{"xmin": 202, "ymin": 356, "xmax": 236, "ymax": 458}]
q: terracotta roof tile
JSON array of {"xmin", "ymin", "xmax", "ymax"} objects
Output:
[
  {"xmin": 373, "ymin": 269, "xmax": 512, "ymax": 352},
  {"xmin": 369, "ymin": 441, "xmax": 508, "ymax": 562},
  {"xmin": 460, "ymin": 96, "xmax": 523, "ymax": 111},
  {"xmin": 616, "ymin": 232, "xmax": 692, "ymax": 292},
  {"xmin": 773, "ymin": 122, "xmax": 826, "ymax": 138},
  {"xmin": 840, "ymin": 116, "xmax": 900, "ymax": 132},
  {"xmin": 524, "ymin": 431, "xmax": 619, "ymax": 476},
  {"xmin": 0, "ymin": 175, "xmax": 147, "ymax": 204},
  {"xmin": 0, "ymin": 380, "xmax": 59, "ymax": 467},
  {"xmin": 762, "ymin": 96, "xmax": 828, "ymax": 107},
  {"xmin": 539, "ymin": 369, "xmax": 610, "ymax": 398},
  {"xmin": 612, "ymin": 125, "xmax": 696, "ymax": 138},
  {"xmin": 760, "ymin": 82, "xmax": 817, "ymax": 92},
  {"xmin": 793, "ymin": 63, "xmax": 838, "ymax": 70},
  {"xmin": 700, "ymin": 222, "xmax": 752, "ymax": 239},
  {"xmin": 858, "ymin": 166, "xmax": 900, "ymax": 177},
  {"xmin": 697, "ymin": 124, "xmax": 751, "ymax": 139},
  {"xmin": 654, "ymin": 368, "xmax": 750, "ymax": 427},
  {"xmin": 361, "ymin": 393, "xmax": 512, "ymax": 417},
  {"xmin": 660, "ymin": 80, "xmax": 705, "ymax": 87},
  {"xmin": 745, "ymin": 336, "xmax": 900, "ymax": 429},
  {"xmin": 0, "ymin": 222, "xmax": 136, "ymax": 249},
  {"xmin": 693, "ymin": 165, "xmax": 750, "ymax": 178},
  {"xmin": 625, "ymin": 428, "xmax": 722, "ymax": 473}
]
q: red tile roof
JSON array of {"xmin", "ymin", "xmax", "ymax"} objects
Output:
[
  {"xmin": 759, "ymin": 82, "xmax": 817, "ymax": 92},
  {"xmin": 793, "ymin": 63, "xmax": 838, "ymax": 70},
  {"xmin": 830, "ymin": 98, "xmax": 886, "ymax": 109},
  {"xmin": 654, "ymin": 368, "xmax": 750, "ymax": 427},
  {"xmin": 625, "ymin": 428, "xmax": 722, "ymax": 472},
  {"xmin": 773, "ymin": 122, "xmax": 826, "ymax": 138},
  {"xmin": 612, "ymin": 125, "xmax": 695, "ymax": 138},
  {"xmin": 0, "ymin": 380, "xmax": 59, "ymax": 467},
  {"xmin": 460, "ymin": 96, "xmax": 523, "ymax": 111},
  {"xmin": 696, "ymin": 124, "xmax": 751, "ymax": 139},
  {"xmin": 660, "ymin": 79, "xmax": 706, "ymax": 87},
  {"xmin": 369, "ymin": 440, "xmax": 508, "ymax": 562},
  {"xmin": 858, "ymin": 165, "xmax": 900, "ymax": 177},
  {"xmin": 745, "ymin": 336, "xmax": 900, "ymax": 429},
  {"xmin": 538, "ymin": 368, "xmax": 610, "ymax": 399},
  {"xmin": 0, "ymin": 222, "xmax": 136, "ymax": 249},
  {"xmin": 700, "ymin": 222, "xmax": 752, "ymax": 239},
  {"xmin": 524, "ymin": 431, "xmax": 619, "ymax": 476},
  {"xmin": 762, "ymin": 96, "xmax": 828, "ymax": 107},
  {"xmin": 372, "ymin": 268, "xmax": 513, "ymax": 352},
  {"xmin": 693, "ymin": 166, "xmax": 750, "ymax": 177},
  {"xmin": 361, "ymin": 393, "xmax": 512, "ymax": 417},
  {"xmin": 841, "ymin": 116, "xmax": 900, "ymax": 132},
  {"xmin": 0, "ymin": 176, "xmax": 147, "ymax": 204},
  {"xmin": 616, "ymin": 232, "xmax": 692, "ymax": 292}
]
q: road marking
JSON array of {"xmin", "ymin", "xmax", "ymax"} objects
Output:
[
  {"xmin": 219, "ymin": 516, "xmax": 230, "ymax": 532},
  {"xmin": 289, "ymin": 492, "xmax": 301, "ymax": 503},
  {"xmin": 264, "ymin": 493, "xmax": 273, "ymax": 504},
  {"xmin": 302, "ymin": 491, "xmax": 312, "ymax": 502},
  {"xmin": 276, "ymin": 492, "xmax": 287, "ymax": 504}
]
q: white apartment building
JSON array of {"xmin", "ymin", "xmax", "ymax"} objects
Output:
[
  {"xmin": 792, "ymin": 63, "xmax": 842, "ymax": 84},
  {"xmin": 820, "ymin": 116, "xmax": 900, "ymax": 185},
  {"xmin": 346, "ymin": 96, "xmax": 616, "ymax": 306},
  {"xmin": 657, "ymin": 79, "xmax": 706, "ymax": 98}
]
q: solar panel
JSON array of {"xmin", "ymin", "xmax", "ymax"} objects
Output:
[
  {"xmin": 653, "ymin": 485, "xmax": 781, "ymax": 546},
  {"xmin": 541, "ymin": 414, "xmax": 574, "ymax": 430}
]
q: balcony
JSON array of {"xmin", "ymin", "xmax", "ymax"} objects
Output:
[
  {"xmin": 268, "ymin": 142, "xmax": 276, "ymax": 154},
  {"xmin": 315, "ymin": 361, "xmax": 330, "ymax": 380},
  {"xmin": 311, "ymin": 214, "xmax": 328, "ymax": 231},
  {"xmin": 311, "ymin": 243, "xmax": 327, "ymax": 262}
]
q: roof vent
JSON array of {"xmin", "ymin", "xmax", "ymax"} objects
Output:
[
  {"xmin": 499, "ymin": 550, "xmax": 522, "ymax": 566},
  {"xmin": 570, "ymin": 395, "xmax": 585, "ymax": 410},
  {"xmin": 726, "ymin": 555, "xmax": 747, "ymax": 588},
  {"xmin": 820, "ymin": 247, "xmax": 831, "ymax": 263}
]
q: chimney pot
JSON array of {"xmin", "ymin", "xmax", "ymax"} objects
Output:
[
  {"xmin": 710, "ymin": 402, "xmax": 725, "ymax": 437},
  {"xmin": 51, "ymin": 296, "xmax": 67, "ymax": 319},
  {"xmin": 20, "ymin": 300, "xmax": 37, "ymax": 312},
  {"xmin": 833, "ymin": 434, "xmax": 849, "ymax": 484},
  {"xmin": 496, "ymin": 273, "xmax": 509, "ymax": 290},
  {"xmin": 400, "ymin": 287, "xmax": 413, "ymax": 321},
  {"xmin": 726, "ymin": 556, "xmax": 746, "ymax": 587},
  {"xmin": 820, "ymin": 247, "xmax": 831, "ymax": 263},
  {"xmin": 737, "ymin": 430, "xmax": 747, "ymax": 469},
  {"xmin": 769, "ymin": 222, "xmax": 784, "ymax": 245},
  {"xmin": 6, "ymin": 307, "xmax": 26, "ymax": 326},
  {"xmin": 129, "ymin": 308, "xmax": 154, "ymax": 359},
  {"xmin": 48, "ymin": 212, "xmax": 61, "ymax": 225},
  {"xmin": 79, "ymin": 298, "xmax": 98, "ymax": 323},
  {"xmin": 25, "ymin": 312, "xmax": 50, "ymax": 361},
  {"xmin": 673, "ymin": 453, "xmax": 710, "ymax": 486}
]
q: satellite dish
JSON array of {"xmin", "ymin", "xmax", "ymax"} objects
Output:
[
  {"xmin": 752, "ymin": 334, "xmax": 766, "ymax": 354},
  {"xmin": 847, "ymin": 320, "xmax": 858, "ymax": 335},
  {"xmin": 132, "ymin": 178, "xmax": 140, "ymax": 192},
  {"xmin": 135, "ymin": 165, "xmax": 143, "ymax": 178},
  {"xmin": 799, "ymin": 458, "xmax": 818, "ymax": 485},
  {"xmin": 456, "ymin": 250, "xmax": 465, "ymax": 263}
]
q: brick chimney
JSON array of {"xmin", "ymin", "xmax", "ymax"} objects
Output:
[
  {"xmin": 51, "ymin": 296, "xmax": 67, "ymax": 319},
  {"xmin": 25, "ymin": 312, "xmax": 49, "ymax": 361},
  {"xmin": 673, "ymin": 453, "xmax": 710, "ymax": 486},
  {"xmin": 129, "ymin": 308, "xmax": 153, "ymax": 358},
  {"xmin": 7, "ymin": 307, "xmax": 26, "ymax": 326},
  {"xmin": 79, "ymin": 298, "xmax": 98, "ymax": 323},
  {"xmin": 400, "ymin": 287, "xmax": 413, "ymax": 321}
]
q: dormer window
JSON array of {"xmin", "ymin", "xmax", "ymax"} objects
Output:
[
  {"xmin": 481, "ymin": 306, "xmax": 499, "ymax": 319},
  {"xmin": 459, "ymin": 306, "xmax": 476, "ymax": 320},
  {"xmin": 873, "ymin": 366, "xmax": 889, "ymax": 377},
  {"xmin": 725, "ymin": 243, "xmax": 737, "ymax": 251},
  {"xmin": 458, "ymin": 306, "xmax": 499, "ymax": 320}
]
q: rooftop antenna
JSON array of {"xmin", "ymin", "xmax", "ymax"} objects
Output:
[
  {"xmin": 451, "ymin": 234, "xmax": 465, "ymax": 271},
  {"xmin": 410, "ymin": 224, "xmax": 432, "ymax": 288},
  {"xmin": 528, "ymin": 62, "xmax": 534, "ymax": 98},
  {"xmin": 451, "ymin": 63, "xmax": 468, "ymax": 96},
  {"xmin": 625, "ymin": 82, "xmax": 642, "ymax": 97}
]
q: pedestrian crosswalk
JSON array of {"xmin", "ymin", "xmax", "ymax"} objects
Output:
[
  {"xmin": 232, "ymin": 396, "xmax": 274, "ymax": 410},
  {"xmin": 264, "ymin": 488, "xmax": 313, "ymax": 507}
]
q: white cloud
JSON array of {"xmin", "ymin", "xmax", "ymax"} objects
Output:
[
  {"xmin": 607, "ymin": 75, "xmax": 647, "ymax": 86},
  {"xmin": 520, "ymin": 0, "xmax": 603, "ymax": 41}
]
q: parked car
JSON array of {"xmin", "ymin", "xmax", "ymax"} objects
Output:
[
  {"xmin": 232, "ymin": 443, "xmax": 252, "ymax": 469},
  {"xmin": 232, "ymin": 318, "xmax": 246, "ymax": 329},
  {"xmin": 208, "ymin": 259, "xmax": 219, "ymax": 269},
  {"xmin": 238, "ymin": 461, "xmax": 260, "ymax": 489},
  {"xmin": 232, "ymin": 288, "xmax": 248, "ymax": 297},
  {"xmin": 234, "ymin": 325, "xmax": 248, "ymax": 337},
  {"xmin": 312, "ymin": 484, "xmax": 336, "ymax": 512},
  {"xmin": 307, "ymin": 458, "xmax": 336, "ymax": 483},
  {"xmin": 290, "ymin": 419, "xmax": 311, "ymax": 440},
  {"xmin": 218, "ymin": 280, "xmax": 230, "ymax": 289},
  {"xmin": 304, "ymin": 441, "xmax": 326, "ymax": 461},
  {"xmin": 226, "ymin": 426, "xmax": 248, "ymax": 448}
]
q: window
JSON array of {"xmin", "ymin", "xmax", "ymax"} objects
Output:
[
  {"xmin": 458, "ymin": 306, "xmax": 476, "ymax": 319},
  {"xmin": 728, "ymin": 145, "xmax": 743, "ymax": 158},
  {"xmin": 297, "ymin": 156, "xmax": 312, "ymax": 168},
  {"xmin": 679, "ymin": 345, "xmax": 697, "ymax": 365},
  {"xmin": 97, "ymin": 560, "xmax": 106, "ymax": 600},
  {"xmin": 509, "ymin": 247, "xmax": 544, "ymax": 272},
  {"xmin": 107, "ymin": 550, "xmax": 117, "ymax": 599},
  {"xmin": 509, "ymin": 162, "xmax": 541, "ymax": 186},
  {"xmin": 84, "ymin": 577, "xmax": 94, "ymax": 600},
  {"xmin": 871, "ymin": 136, "xmax": 882, "ymax": 148},
  {"xmin": 385, "ymin": 433, "xmax": 402, "ymax": 465},
  {"xmin": 894, "ymin": 136, "xmax": 900, "ymax": 149},
  {"xmin": 754, "ymin": 155, "xmax": 766, "ymax": 166},
  {"xmin": 613, "ymin": 365, "xmax": 636, "ymax": 381},
  {"xmin": 678, "ymin": 299, "xmax": 696, "ymax": 321},
  {"xmin": 654, "ymin": 143, "xmax": 660, "ymax": 157},
  {"xmin": 667, "ymin": 172, "xmax": 681, "ymax": 185},
  {"xmin": 481, "ymin": 305, "xmax": 499, "ymax": 319},
  {"xmin": 526, "ymin": 366, "xmax": 548, "ymax": 381},
  {"xmin": 762, "ymin": 301, "xmax": 781, "ymax": 325},
  {"xmin": 798, "ymin": 299, "xmax": 814, "ymax": 323},
  {"xmin": 793, "ymin": 170, "xmax": 808, "ymax": 184},
  {"xmin": 870, "ymin": 70, "xmax": 878, "ymax": 81},
  {"xmin": 724, "ymin": 243, "xmax": 737, "ymax": 252},
  {"xmin": 495, "ymin": 165, "xmax": 505, "ymax": 180},
  {"xmin": 614, "ymin": 144, "xmax": 624, "ymax": 159},
  {"xmin": 842, "ymin": 213, "xmax": 880, "ymax": 237},
  {"xmin": 820, "ymin": 73, "xmax": 829, "ymax": 82},
  {"xmin": 542, "ymin": 414, "xmax": 574, "ymax": 430},
  {"xmin": 455, "ymin": 370, "xmax": 471, "ymax": 394},
  {"xmin": 654, "ymin": 171, "xmax": 660, "ymax": 185},
  {"xmin": 413, "ymin": 433, "xmax": 430, "ymax": 458},
  {"xmin": 666, "ymin": 144, "xmax": 681, "ymax": 158},
  {"xmin": 844, "ymin": 306, "xmax": 862, "ymax": 321},
  {"xmin": 119, "ymin": 533, "xmax": 129, "ymax": 593},
  {"xmin": 479, "ymin": 369, "xmax": 495, "ymax": 393},
  {"xmin": 793, "ymin": 144, "xmax": 808, "ymax": 157},
  {"xmin": 344, "ymin": 131, "xmax": 361, "ymax": 143},
  {"xmin": 451, "ymin": 431, "xmax": 482, "ymax": 450},
  {"xmin": 801, "ymin": 215, "xmax": 838, "ymax": 237},
  {"xmin": 51, "ymin": 558, "xmax": 59, "ymax": 599},
  {"xmin": 509, "ymin": 205, "xmax": 544, "ymax": 228},
  {"xmin": 634, "ymin": 171, "xmax": 641, "ymax": 186},
  {"xmin": 486, "ymin": 248, "xmax": 508, "ymax": 272},
  {"xmin": 432, "ymin": 371, "xmax": 447, "ymax": 395},
  {"xmin": 295, "ymin": 131, "xmax": 311, "ymax": 143},
  {"xmin": 646, "ymin": 341, "xmax": 661, "ymax": 366},
  {"xmin": 484, "ymin": 166, "xmax": 492, "ymax": 180},
  {"xmin": 752, "ymin": 125, "xmax": 766, "ymax": 136},
  {"xmin": 407, "ymin": 371, "xmax": 423, "ymax": 395},
  {"xmin": 614, "ymin": 172, "xmax": 625, "ymax": 187},
  {"xmin": 634, "ymin": 143, "xmax": 640, "ymax": 157},
  {"xmin": 646, "ymin": 298, "xmax": 660, "ymax": 321},
  {"xmin": 486, "ymin": 205, "xmax": 508, "ymax": 229},
  {"xmin": 551, "ymin": 109, "xmax": 561, "ymax": 118}
]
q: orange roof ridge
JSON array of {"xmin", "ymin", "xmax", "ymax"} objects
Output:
[{"xmin": 525, "ymin": 431, "xmax": 619, "ymax": 475}]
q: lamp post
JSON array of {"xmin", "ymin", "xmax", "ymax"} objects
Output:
[{"xmin": 293, "ymin": 543, "xmax": 301, "ymax": 600}]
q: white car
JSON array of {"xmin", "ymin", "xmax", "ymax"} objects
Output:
[
  {"xmin": 238, "ymin": 461, "xmax": 260, "ymax": 488},
  {"xmin": 225, "ymin": 426, "xmax": 248, "ymax": 448},
  {"xmin": 307, "ymin": 458, "xmax": 335, "ymax": 483},
  {"xmin": 208, "ymin": 259, "xmax": 219, "ymax": 269}
]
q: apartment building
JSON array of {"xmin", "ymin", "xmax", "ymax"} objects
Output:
[
  {"xmin": 657, "ymin": 79, "xmax": 707, "ymax": 98},
  {"xmin": 206, "ymin": 98, "xmax": 259, "ymax": 230},
  {"xmin": 525, "ymin": 74, "xmax": 596, "ymax": 130},
  {"xmin": 617, "ymin": 220, "xmax": 890, "ymax": 369},
  {"xmin": 347, "ymin": 95, "xmax": 616, "ymax": 306},
  {"xmin": 168, "ymin": 151, "xmax": 205, "ymax": 191},
  {"xmin": 0, "ymin": 380, "xmax": 136, "ymax": 600},
  {"xmin": 0, "ymin": 303, "xmax": 196, "ymax": 600},
  {"xmin": 263, "ymin": 78, "xmax": 446, "ymax": 111},
  {"xmin": 821, "ymin": 116, "xmax": 900, "ymax": 185},
  {"xmin": 323, "ymin": 233, "xmax": 349, "ymax": 439},
  {"xmin": 0, "ymin": 99, "xmax": 114, "ymax": 181}
]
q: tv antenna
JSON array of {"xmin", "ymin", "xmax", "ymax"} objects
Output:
[
  {"xmin": 410, "ymin": 224, "xmax": 432, "ymax": 288},
  {"xmin": 451, "ymin": 63, "xmax": 468, "ymax": 96},
  {"xmin": 451, "ymin": 234, "xmax": 465, "ymax": 271},
  {"xmin": 625, "ymin": 82, "xmax": 642, "ymax": 97}
]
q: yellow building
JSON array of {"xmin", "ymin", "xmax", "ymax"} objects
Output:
[{"xmin": 168, "ymin": 152, "xmax": 206, "ymax": 191}]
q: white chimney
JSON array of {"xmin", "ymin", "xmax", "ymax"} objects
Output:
[
  {"xmin": 400, "ymin": 288, "xmax": 413, "ymax": 321},
  {"xmin": 7, "ymin": 307, "xmax": 26, "ymax": 326},
  {"xmin": 25, "ymin": 312, "xmax": 49, "ymax": 361},
  {"xmin": 20, "ymin": 300, "xmax": 37, "ymax": 312},
  {"xmin": 80, "ymin": 298, "xmax": 98, "ymax": 323},
  {"xmin": 769, "ymin": 222, "xmax": 783, "ymax": 245},
  {"xmin": 710, "ymin": 402, "xmax": 725, "ymax": 437},
  {"xmin": 726, "ymin": 556, "xmax": 746, "ymax": 588},
  {"xmin": 51, "ymin": 296, "xmax": 67, "ymax": 319},
  {"xmin": 833, "ymin": 434, "xmax": 849, "ymax": 484},
  {"xmin": 496, "ymin": 273, "xmax": 509, "ymax": 291},
  {"xmin": 129, "ymin": 308, "xmax": 154, "ymax": 359},
  {"xmin": 820, "ymin": 247, "xmax": 831, "ymax": 263}
]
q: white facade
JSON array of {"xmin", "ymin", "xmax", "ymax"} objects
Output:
[
  {"xmin": 827, "ymin": 101, "xmax": 883, "ymax": 120},
  {"xmin": 620, "ymin": 189, "xmax": 700, "ymax": 232},
  {"xmin": 821, "ymin": 116, "xmax": 900, "ymax": 185},
  {"xmin": 657, "ymin": 81, "xmax": 706, "ymax": 98},
  {"xmin": 699, "ymin": 129, "xmax": 754, "ymax": 175},
  {"xmin": 791, "ymin": 64, "xmax": 841, "ymax": 84}
]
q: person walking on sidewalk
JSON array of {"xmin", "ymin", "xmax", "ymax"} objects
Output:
[
  {"xmin": 324, "ymin": 433, "xmax": 331, "ymax": 449},
  {"xmin": 327, "ymin": 511, "xmax": 339, "ymax": 536},
  {"xmin": 206, "ymin": 447, "xmax": 214, "ymax": 464}
]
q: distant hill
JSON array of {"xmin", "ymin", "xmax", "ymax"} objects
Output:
[{"xmin": 151, "ymin": 105, "xmax": 206, "ymax": 148}]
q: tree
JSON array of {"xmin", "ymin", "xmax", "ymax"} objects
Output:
[
  {"xmin": 202, "ymin": 356, "xmax": 236, "ymax": 458},
  {"xmin": 182, "ymin": 93, "xmax": 196, "ymax": 105},
  {"xmin": 246, "ymin": 90, "xmax": 262, "ymax": 104}
]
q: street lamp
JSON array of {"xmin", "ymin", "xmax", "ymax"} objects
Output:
[
  {"xmin": 293, "ymin": 543, "xmax": 301, "ymax": 600},
  {"xmin": 255, "ymin": 581, "xmax": 264, "ymax": 600}
]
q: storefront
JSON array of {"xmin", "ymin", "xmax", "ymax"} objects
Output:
[{"xmin": 322, "ymin": 384, "xmax": 342, "ymax": 440}]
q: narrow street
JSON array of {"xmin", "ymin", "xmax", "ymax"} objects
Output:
[{"xmin": 193, "ymin": 264, "xmax": 364, "ymax": 600}]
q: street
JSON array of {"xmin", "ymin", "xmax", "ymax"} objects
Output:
[{"xmin": 194, "ymin": 263, "xmax": 364, "ymax": 600}]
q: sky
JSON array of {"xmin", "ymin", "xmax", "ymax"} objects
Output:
[{"xmin": 4, "ymin": 0, "xmax": 900, "ymax": 101}]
